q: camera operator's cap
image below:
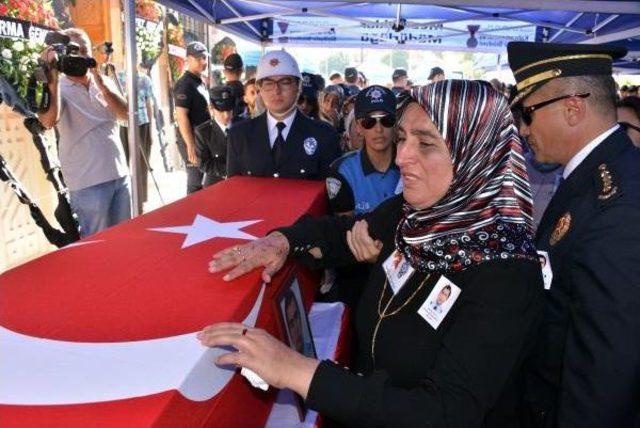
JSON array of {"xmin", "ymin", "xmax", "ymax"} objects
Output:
[
  {"xmin": 224, "ymin": 53, "xmax": 243, "ymax": 71},
  {"xmin": 392, "ymin": 68, "xmax": 408, "ymax": 80},
  {"xmin": 354, "ymin": 85, "xmax": 396, "ymax": 119},
  {"xmin": 209, "ymin": 85, "xmax": 236, "ymax": 112},
  {"xmin": 186, "ymin": 41, "xmax": 209, "ymax": 58},
  {"xmin": 256, "ymin": 50, "xmax": 301, "ymax": 81},
  {"xmin": 301, "ymin": 72, "xmax": 319, "ymax": 99},
  {"xmin": 344, "ymin": 67, "xmax": 358, "ymax": 80},
  {"xmin": 428, "ymin": 66, "xmax": 444, "ymax": 80},
  {"xmin": 507, "ymin": 41, "xmax": 627, "ymax": 107}
]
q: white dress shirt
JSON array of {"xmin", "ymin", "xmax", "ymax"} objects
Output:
[
  {"xmin": 214, "ymin": 118, "xmax": 228, "ymax": 134},
  {"xmin": 267, "ymin": 110, "xmax": 297, "ymax": 148},
  {"xmin": 563, "ymin": 124, "xmax": 619, "ymax": 179}
]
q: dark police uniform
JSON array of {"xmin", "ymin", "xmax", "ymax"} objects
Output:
[
  {"xmin": 194, "ymin": 85, "xmax": 236, "ymax": 187},
  {"xmin": 194, "ymin": 120, "xmax": 229, "ymax": 187},
  {"xmin": 227, "ymin": 111, "xmax": 341, "ymax": 179},
  {"xmin": 508, "ymin": 42, "xmax": 640, "ymax": 427},
  {"xmin": 174, "ymin": 70, "xmax": 209, "ymax": 193}
]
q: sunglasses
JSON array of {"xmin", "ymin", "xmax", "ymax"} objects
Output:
[
  {"xmin": 359, "ymin": 114, "xmax": 396, "ymax": 129},
  {"xmin": 521, "ymin": 93, "xmax": 590, "ymax": 126},
  {"xmin": 620, "ymin": 121, "xmax": 640, "ymax": 134}
]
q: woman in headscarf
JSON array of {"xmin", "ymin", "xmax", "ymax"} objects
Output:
[{"xmin": 201, "ymin": 80, "xmax": 543, "ymax": 427}]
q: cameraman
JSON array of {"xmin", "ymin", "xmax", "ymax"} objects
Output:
[{"xmin": 38, "ymin": 28, "xmax": 131, "ymax": 238}]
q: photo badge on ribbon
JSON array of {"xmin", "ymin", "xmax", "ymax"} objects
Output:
[
  {"xmin": 417, "ymin": 275, "xmax": 461, "ymax": 330},
  {"xmin": 382, "ymin": 249, "xmax": 415, "ymax": 295},
  {"xmin": 537, "ymin": 250, "xmax": 553, "ymax": 290},
  {"xmin": 303, "ymin": 137, "xmax": 318, "ymax": 155}
]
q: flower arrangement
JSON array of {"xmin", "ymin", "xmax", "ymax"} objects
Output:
[
  {"xmin": 167, "ymin": 18, "xmax": 184, "ymax": 82},
  {"xmin": 0, "ymin": 0, "xmax": 59, "ymax": 29},
  {"xmin": 136, "ymin": 21, "xmax": 162, "ymax": 67},
  {"xmin": 136, "ymin": 0, "xmax": 162, "ymax": 23},
  {"xmin": 0, "ymin": 0, "xmax": 60, "ymax": 107}
]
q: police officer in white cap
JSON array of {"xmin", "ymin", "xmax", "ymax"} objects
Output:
[{"xmin": 227, "ymin": 50, "xmax": 341, "ymax": 179}]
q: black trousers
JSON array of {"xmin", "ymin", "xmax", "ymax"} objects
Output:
[{"xmin": 176, "ymin": 137, "xmax": 203, "ymax": 194}]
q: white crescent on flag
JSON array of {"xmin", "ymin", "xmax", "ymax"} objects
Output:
[{"xmin": 0, "ymin": 284, "xmax": 266, "ymax": 405}]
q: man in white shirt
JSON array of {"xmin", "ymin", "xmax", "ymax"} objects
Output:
[
  {"xmin": 38, "ymin": 28, "xmax": 130, "ymax": 238},
  {"xmin": 508, "ymin": 41, "xmax": 640, "ymax": 427}
]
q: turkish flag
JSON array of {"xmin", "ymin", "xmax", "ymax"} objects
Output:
[{"xmin": 0, "ymin": 177, "xmax": 327, "ymax": 428}]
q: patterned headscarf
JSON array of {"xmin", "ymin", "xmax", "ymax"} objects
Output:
[{"xmin": 395, "ymin": 80, "xmax": 537, "ymax": 274}]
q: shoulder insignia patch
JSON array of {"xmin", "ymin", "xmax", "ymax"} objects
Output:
[{"xmin": 326, "ymin": 177, "xmax": 341, "ymax": 199}]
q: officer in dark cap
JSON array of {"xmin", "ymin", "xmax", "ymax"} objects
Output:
[
  {"xmin": 507, "ymin": 41, "xmax": 640, "ymax": 427},
  {"xmin": 323, "ymin": 85, "xmax": 401, "ymax": 307},
  {"xmin": 326, "ymin": 85, "xmax": 400, "ymax": 216},
  {"xmin": 297, "ymin": 72, "xmax": 320, "ymax": 119},
  {"xmin": 343, "ymin": 67, "xmax": 361, "ymax": 97},
  {"xmin": 227, "ymin": 50, "xmax": 341, "ymax": 180},
  {"xmin": 391, "ymin": 68, "xmax": 409, "ymax": 95},
  {"xmin": 194, "ymin": 86, "xmax": 236, "ymax": 187},
  {"xmin": 222, "ymin": 53, "xmax": 246, "ymax": 118},
  {"xmin": 174, "ymin": 41, "xmax": 210, "ymax": 194}
]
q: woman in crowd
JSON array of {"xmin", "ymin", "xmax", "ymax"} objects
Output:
[
  {"xmin": 319, "ymin": 84, "xmax": 345, "ymax": 131},
  {"xmin": 200, "ymin": 80, "xmax": 543, "ymax": 427}
]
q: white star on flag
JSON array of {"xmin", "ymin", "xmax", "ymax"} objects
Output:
[{"xmin": 149, "ymin": 214, "xmax": 262, "ymax": 248}]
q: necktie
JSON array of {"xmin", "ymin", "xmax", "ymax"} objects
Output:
[{"xmin": 272, "ymin": 122, "xmax": 286, "ymax": 164}]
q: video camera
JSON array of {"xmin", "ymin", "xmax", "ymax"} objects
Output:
[
  {"xmin": 42, "ymin": 31, "xmax": 97, "ymax": 77},
  {"xmin": 27, "ymin": 31, "xmax": 99, "ymax": 113}
]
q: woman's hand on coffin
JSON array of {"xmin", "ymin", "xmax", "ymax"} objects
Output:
[
  {"xmin": 208, "ymin": 232, "xmax": 290, "ymax": 283},
  {"xmin": 197, "ymin": 322, "xmax": 319, "ymax": 399}
]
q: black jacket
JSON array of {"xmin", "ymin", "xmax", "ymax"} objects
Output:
[
  {"xmin": 194, "ymin": 119, "xmax": 228, "ymax": 187},
  {"xmin": 227, "ymin": 111, "xmax": 341, "ymax": 180},
  {"xmin": 523, "ymin": 128, "xmax": 640, "ymax": 427},
  {"xmin": 279, "ymin": 195, "xmax": 544, "ymax": 427}
]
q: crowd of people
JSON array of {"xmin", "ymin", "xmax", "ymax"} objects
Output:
[{"xmin": 35, "ymin": 27, "xmax": 640, "ymax": 427}]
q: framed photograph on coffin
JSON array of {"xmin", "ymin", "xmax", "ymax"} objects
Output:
[{"xmin": 274, "ymin": 273, "xmax": 316, "ymax": 420}]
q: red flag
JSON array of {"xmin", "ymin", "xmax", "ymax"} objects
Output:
[{"xmin": 0, "ymin": 177, "xmax": 327, "ymax": 428}]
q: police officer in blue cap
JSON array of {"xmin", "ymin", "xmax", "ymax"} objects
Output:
[
  {"xmin": 326, "ymin": 85, "xmax": 400, "ymax": 216},
  {"xmin": 508, "ymin": 41, "xmax": 640, "ymax": 427}
]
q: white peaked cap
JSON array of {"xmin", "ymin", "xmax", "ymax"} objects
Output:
[{"xmin": 256, "ymin": 50, "xmax": 301, "ymax": 80}]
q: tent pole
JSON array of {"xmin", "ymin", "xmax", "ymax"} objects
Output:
[{"xmin": 123, "ymin": 0, "xmax": 140, "ymax": 216}]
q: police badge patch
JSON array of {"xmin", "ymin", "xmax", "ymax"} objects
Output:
[
  {"xmin": 366, "ymin": 87, "xmax": 384, "ymax": 104},
  {"xmin": 326, "ymin": 178, "xmax": 341, "ymax": 199},
  {"xmin": 303, "ymin": 137, "xmax": 318, "ymax": 155}
]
